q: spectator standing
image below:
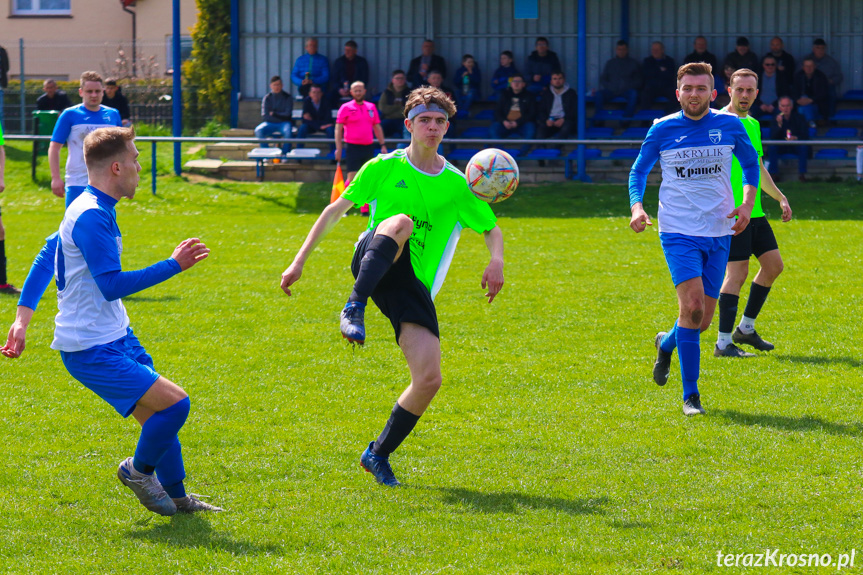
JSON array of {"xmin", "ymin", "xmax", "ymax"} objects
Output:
[
  {"xmin": 335, "ymin": 81, "xmax": 388, "ymax": 215},
  {"xmin": 766, "ymin": 37, "xmax": 796, "ymax": 77},
  {"xmin": 331, "ymin": 40, "xmax": 370, "ymax": 108},
  {"xmin": 36, "ymin": 79, "xmax": 72, "ymax": 112},
  {"xmin": 753, "ymin": 55, "xmax": 790, "ymax": 119},
  {"xmin": 454, "ymin": 54, "xmax": 481, "ymax": 114},
  {"xmin": 806, "ymin": 39, "xmax": 843, "ymax": 120},
  {"xmin": 525, "ymin": 37, "xmax": 562, "ymax": 93},
  {"xmin": 641, "ymin": 42, "xmax": 677, "ymax": 110},
  {"xmin": 378, "ymin": 70, "xmax": 411, "ymax": 137},
  {"xmin": 683, "ymin": 36, "xmax": 718, "ymax": 70},
  {"xmin": 537, "ymin": 71, "xmax": 576, "ymax": 139},
  {"xmin": 102, "ymin": 79, "xmax": 132, "ymax": 127},
  {"xmin": 407, "ymin": 40, "xmax": 447, "ymax": 88},
  {"xmin": 254, "ymin": 76, "xmax": 294, "ymax": 153},
  {"xmin": 490, "ymin": 74, "xmax": 536, "ymax": 140},
  {"xmin": 595, "ymin": 40, "xmax": 642, "ymax": 119},
  {"xmin": 290, "ymin": 37, "xmax": 330, "ymax": 98},
  {"xmin": 792, "ymin": 57, "xmax": 830, "ymax": 122},
  {"xmin": 768, "ymin": 96, "xmax": 810, "ymax": 182},
  {"xmin": 724, "ymin": 37, "xmax": 760, "ymax": 75},
  {"xmin": 296, "ymin": 84, "xmax": 335, "ymax": 143},
  {"xmin": 491, "ymin": 51, "xmax": 519, "ymax": 101}
]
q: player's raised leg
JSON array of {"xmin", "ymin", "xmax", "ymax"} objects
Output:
[
  {"xmin": 341, "ymin": 214, "xmax": 414, "ymax": 344},
  {"xmin": 361, "ymin": 322, "xmax": 441, "ymax": 486}
]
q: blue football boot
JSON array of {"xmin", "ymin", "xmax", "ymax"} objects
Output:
[
  {"xmin": 360, "ymin": 441, "xmax": 400, "ymax": 487},
  {"xmin": 340, "ymin": 301, "xmax": 366, "ymax": 345}
]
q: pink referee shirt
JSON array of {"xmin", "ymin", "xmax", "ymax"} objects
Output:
[{"xmin": 336, "ymin": 99, "xmax": 380, "ymax": 145}]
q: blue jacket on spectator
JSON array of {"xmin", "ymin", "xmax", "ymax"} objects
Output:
[{"xmin": 291, "ymin": 53, "xmax": 330, "ymax": 93}]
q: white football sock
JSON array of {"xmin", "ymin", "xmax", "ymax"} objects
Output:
[
  {"xmin": 716, "ymin": 332, "xmax": 733, "ymax": 349},
  {"xmin": 738, "ymin": 315, "xmax": 756, "ymax": 334}
]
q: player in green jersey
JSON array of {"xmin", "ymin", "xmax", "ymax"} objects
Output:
[
  {"xmin": 280, "ymin": 86, "xmax": 505, "ymax": 486},
  {"xmin": 716, "ymin": 68, "xmax": 792, "ymax": 357}
]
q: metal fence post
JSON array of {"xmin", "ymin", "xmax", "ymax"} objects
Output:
[
  {"xmin": 19, "ymin": 38, "xmax": 25, "ymax": 135},
  {"xmin": 151, "ymin": 140, "xmax": 157, "ymax": 195}
]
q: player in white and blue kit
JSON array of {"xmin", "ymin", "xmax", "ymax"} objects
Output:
[
  {"xmin": 628, "ymin": 62, "xmax": 760, "ymax": 416},
  {"xmin": 10, "ymin": 127, "xmax": 219, "ymax": 515},
  {"xmin": 2, "ymin": 72, "xmax": 122, "ymax": 356}
]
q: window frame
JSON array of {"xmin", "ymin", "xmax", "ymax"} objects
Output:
[{"xmin": 11, "ymin": 0, "xmax": 72, "ymax": 16}]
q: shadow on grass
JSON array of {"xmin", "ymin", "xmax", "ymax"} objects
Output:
[
  {"xmin": 210, "ymin": 181, "xmax": 297, "ymax": 211},
  {"xmin": 714, "ymin": 409, "xmax": 863, "ymax": 437},
  {"xmin": 126, "ymin": 513, "xmax": 282, "ymax": 556},
  {"xmin": 432, "ymin": 487, "xmax": 609, "ymax": 515},
  {"xmin": 124, "ymin": 295, "xmax": 181, "ymax": 303},
  {"xmin": 773, "ymin": 354, "xmax": 863, "ymax": 369}
]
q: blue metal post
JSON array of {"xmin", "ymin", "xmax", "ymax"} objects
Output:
[
  {"xmin": 151, "ymin": 140, "xmax": 157, "ymax": 195},
  {"xmin": 230, "ymin": 0, "xmax": 240, "ymax": 128},
  {"xmin": 576, "ymin": 0, "xmax": 590, "ymax": 181},
  {"xmin": 172, "ymin": 0, "xmax": 182, "ymax": 175}
]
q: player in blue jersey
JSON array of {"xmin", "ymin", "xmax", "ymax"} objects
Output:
[
  {"xmin": 4, "ymin": 127, "xmax": 220, "ymax": 515},
  {"xmin": 1, "ymin": 72, "xmax": 122, "ymax": 354},
  {"xmin": 628, "ymin": 62, "xmax": 761, "ymax": 416}
]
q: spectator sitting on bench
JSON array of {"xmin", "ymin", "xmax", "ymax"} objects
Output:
[
  {"xmin": 36, "ymin": 79, "xmax": 72, "ymax": 112},
  {"xmin": 378, "ymin": 70, "xmax": 411, "ymax": 138},
  {"xmin": 537, "ymin": 71, "xmax": 576, "ymax": 139},
  {"xmin": 255, "ymin": 75, "xmax": 294, "ymax": 154},
  {"xmin": 490, "ymin": 73, "xmax": 536, "ymax": 140},
  {"xmin": 296, "ymin": 84, "xmax": 335, "ymax": 145}
]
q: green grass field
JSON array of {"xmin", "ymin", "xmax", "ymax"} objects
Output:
[{"xmin": 1, "ymin": 141, "xmax": 862, "ymax": 573}]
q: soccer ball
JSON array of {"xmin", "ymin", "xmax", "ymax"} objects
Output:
[{"xmin": 465, "ymin": 148, "xmax": 519, "ymax": 203}]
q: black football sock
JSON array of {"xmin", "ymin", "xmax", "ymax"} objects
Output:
[
  {"xmin": 717, "ymin": 292, "xmax": 739, "ymax": 334},
  {"xmin": 742, "ymin": 283, "xmax": 771, "ymax": 321},
  {"xmin": 372, "ymin": 402, "xmax": 421, "ymax": 458},
  {"xmin": 348, "ymin": 235, "xmax": 400, "ymax": 305},
  {"xmin": 0, "ymin": 240, "xmax": 7, "ymax": 285}
]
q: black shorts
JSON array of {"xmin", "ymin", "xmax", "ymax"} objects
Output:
[
  {"xmin": 728, "ymin": 216, "xmax": 779, "ymax": 262},
  {"xmin": 351, "ymin": 229, "xmax": 440, "ymax": 344},
  {"xmin": 345, "ymin": 143, "xmax": 376, "ymax": 173}
]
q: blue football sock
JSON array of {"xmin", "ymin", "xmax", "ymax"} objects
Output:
[
  {"xmin": 677, "ymin": 326, "xmax": 700, "ymax": 400},
  {"xmin": 133, "ymin": 396, "xmax": 190, "ymax": 472},
  {"xmin": 156, "ymin": 438, "xmax": 187, "ymax": 498},
  {"xmin": 660, "ymin": 320, "xmax": 679, "ymax": 353}
]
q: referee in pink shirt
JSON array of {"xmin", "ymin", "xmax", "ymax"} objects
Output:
[{"xmin": 335, "ymin": 81, "xmax": 388, "ymax": 215}]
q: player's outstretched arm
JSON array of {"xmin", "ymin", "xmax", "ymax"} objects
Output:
[
  {"xmin": 757, "ymin": 160, "xmax": 793, "ymax": 222},
  {"xmin": 481, "ymin": 226, "xmax": 504, "ymax": 303},
  {"xmin": 729, "ymin": 184, "xmax": 756, "ymax": 235},
  {"xmin": 281, "ymin": 197, "xmax": 354, "ymax": 296},
  {"xmin": 1, "ymin": 306, "xmax": 34, "ymax": 359},
  {"xmin": 48, "ymin": 142, "xmax": 65, "ymax": 198},
  {"xmin": 629, "ymin": 202, "xmax": 653, "ymax": 233}
]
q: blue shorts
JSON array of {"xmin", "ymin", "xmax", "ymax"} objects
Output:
[
  {"xmin": 60, "ymin": 327, "xmax": 160, "ymax": 418},
  {"xmin": 659, "ymin": 233, "xmax": 731, "ymax": 299},
  {"xmin": 65, "ymin": 186, "xmax": 87, "ymax": 208}
]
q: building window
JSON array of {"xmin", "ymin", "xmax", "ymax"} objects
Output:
[{"xmin": 12, "ymin": 0, "xmax": 71, "ymax": 16}]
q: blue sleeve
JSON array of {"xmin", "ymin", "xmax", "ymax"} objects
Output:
[
  {"xmin": 51, "ymin": 109, "xmax": 73, "ymax": 144},
  {"xmin": 628, "ymin": 124, "xmax": 661, "ymax": 206},
  {"xmin": 17, "ymin": 233, "xmax": 58, "ymax": 311},
  {"xmin": 111, "ymin": 109, "xmax": 123, "ymax": 127},
  {"xmin": 731, "ymin": 121, "xmax": 760, "ymax": 188},
  {"xmin": 290, "ymin": 56, "xmax": 305, "ymax": 86},
  {"xmin": 71, "ymin": 209, "xmax": 182, "ymax": 301}
]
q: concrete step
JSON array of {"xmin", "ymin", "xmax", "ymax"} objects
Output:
[
  {"xmin": 184, "ymin": 159, "xmax": 223, "ymax": 172},
  {"xmin": 206, "ymin": 142, "xmax": 257, "ymax": 160}
]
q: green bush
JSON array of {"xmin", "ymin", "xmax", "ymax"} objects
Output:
[{"xmin": 183, "ymin": 0, "xmax": 231, "ymax": 129}]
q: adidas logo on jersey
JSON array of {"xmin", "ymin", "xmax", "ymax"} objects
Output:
[{"xmin": 395, "ymin": 180, "xmax": 408, "ymax": 188}]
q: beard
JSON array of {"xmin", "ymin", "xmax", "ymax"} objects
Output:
[{"xmin": 681, "ymin": 97, "xmax": 710, "ymax": 117}]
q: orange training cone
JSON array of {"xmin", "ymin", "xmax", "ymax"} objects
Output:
[{"xmin": 330, "ymin": 164, "xmax": 346, "ymax": 204}]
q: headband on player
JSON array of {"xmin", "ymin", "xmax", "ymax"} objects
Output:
[{"xmin": 407, "ymin": 103, "xmax": 449, "ymax": 121}]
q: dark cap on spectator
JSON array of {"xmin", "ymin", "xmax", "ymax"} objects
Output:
[
  {"xmin": 813, "ymin": 38, "xmax": 827, "ymax": 46},
  {"xmin": 736, "ymin": 36, "xmax": 749, "ymax": 47}
]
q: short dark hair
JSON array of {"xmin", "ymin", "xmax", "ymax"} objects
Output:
[
  {"xmin": 83, "ymin": 127, "xmax": 135, "ymax": 168},
  {"xmin": 803, "ymin": 57, "xmax": 816, "ymax": 65},
  {"xmin": 105, "ymin": 78, "xmax": 118, "ymax": 87},
  {"xmin": 551, "ymin": 70, "xmax": 565, "ymax": 78},
  {"xmin": 427, "ymin": 69, "xmax": 443, "ymax": 78},
  {"xmin": 616, "ymin": 40, "xmax": 628, "ymax": 47},
  {"xmin": 813, "ymin": 38, "xmax": 827, "ymax": 46},
  {"xmin": 677, "ymin": 62, "xmax": 714, "ymax": 89},
  {"xmin": 462, "ymin": 54, "xmax": 474, "ymax": 63},
  {"xmin": 510, "ymin": 73, "xmax": 525, "ymax": 82},
  {"xmin": 391, "ymin": 69, "xmax": 405, "ymax": 77},
  {"xmin": 310, "ymin": 84, "xmax": 322, "ymax": 91},
  {"xmin": 345, "ymin": 40, "xmax": 358, "ymax": 49},
  {"xmin": 270, "ymin": 75, "xmax": 282, "ymax": 84},
  {"xmin": 501, "ymin": 50, "xmax": 513, "ymax": 59},
  {"xmin": 536, "ymin": 37, "xmax": 549, "ymax": 45},
  {"xmin": 736, "ymin": 36, "xmax": 749, "ymax": 47}
]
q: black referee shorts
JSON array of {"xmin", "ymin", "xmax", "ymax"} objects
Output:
[
  {"xmin": 345, "ymin": 143, "xmax": 376, "ymax": 173},
  {"xmin": 351, "ymin": 228, "xmax": 440, "ymax": 344},
  {"xmin": 728, "ymin": 216, "xmax": 779, "ymax": 262}
]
